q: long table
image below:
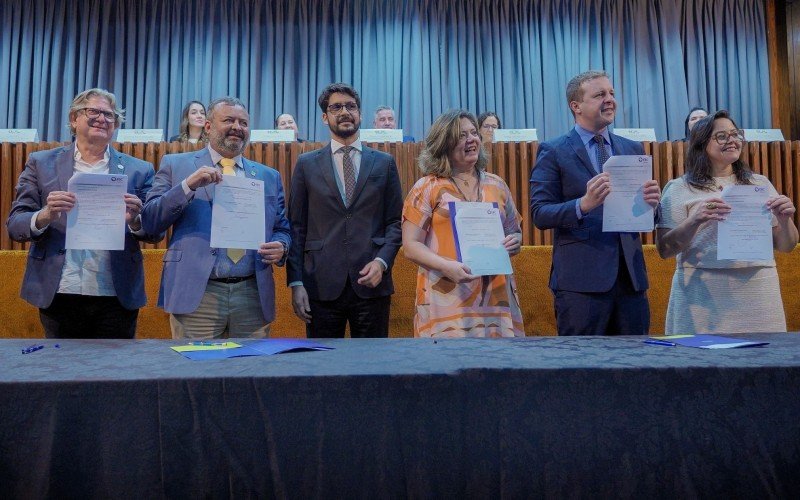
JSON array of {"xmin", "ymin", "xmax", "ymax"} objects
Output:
[{"xmin": 2, "ymin": 334, "xmax": 800, "ymax": 497}]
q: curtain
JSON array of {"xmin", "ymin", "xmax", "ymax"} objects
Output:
[{"xmin": 0, "ymin": 0, "xmax": 771, "ymax": 142}]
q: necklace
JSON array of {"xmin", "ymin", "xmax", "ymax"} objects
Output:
[{"xmin": 449, "ymin": 169, "xmax": 482, "ymax": 202}]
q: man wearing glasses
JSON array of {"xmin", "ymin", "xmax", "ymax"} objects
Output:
[
  {"xmin": 287, "ymin": 83, "xmax": 403, "ymax": 338},
  {"xmin": 6, "ymin": 88, "xmax": 161, "ymax": 338},
  {"xmin": 141, "ymin": 97, "xmax": 291, "ymax": 339}
]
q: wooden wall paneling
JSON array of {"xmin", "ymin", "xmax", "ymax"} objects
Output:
[{"xmin": 518, "ymin": 143, "xmax": 532, "ymax": 246}]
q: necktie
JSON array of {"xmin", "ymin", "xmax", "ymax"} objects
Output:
[
  {"xmin": 594, "ymin": 135, "xmax": 610, "ymax": 172},
  {"xmin": 219, "ymin": 158, "xmax": 245, "ymax": 264},
  {"xmin": 341, "ymin": 146, "xmax": 356, "ymax": 205}
]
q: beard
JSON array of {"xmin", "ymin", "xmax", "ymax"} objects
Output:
[
  {"xmin": 212, "ymin": 131, "xmax": 247, "ymax": 156},
  {"xmin": 328, "ymin": 116, "xmax": 360, "ymax": 139}
]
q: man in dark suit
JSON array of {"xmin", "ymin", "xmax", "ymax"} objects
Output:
[
  {"xmin": 142, "ymin": 97, "xmax": 291, "ymax": 339},
  {"xmin": 529, "ymin": 70, "xmax": 661, "ymax": 335},
  {"xmin": 6, "ymin": 88, "xmax": 161, "ymax": 338},
  {"xmin": 287, "ymin": 83, "xmax": 403, "ymax": 338}
]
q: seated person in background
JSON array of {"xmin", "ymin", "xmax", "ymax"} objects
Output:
[
  {"xmin": 275, "ymin": 113, "xmax": 304, "ymax": 142},
  {"xmin": 683, "ymin": 107, "xmax": 708, "ymax": 141},
  {"xmin": 402, "ymin": 109, "xmax": 524, "ymax": 338},
  {"xmin": 169, "ymin": 100, "xmax": 208, "ymax": 144},
  {"xmin": 478, "ymin": 111, "xmax": 501, "ymax": 145},
  {"xmin": 373, "ymin": 105, "xmax": 415, "ymax": 142},
  {"xmin": 656, "ymin": 110, "xmax": 798, "ymax": 334},
  {"xmin": 6, "ymin": 88, "xmax": 162, "ymax": 338}
]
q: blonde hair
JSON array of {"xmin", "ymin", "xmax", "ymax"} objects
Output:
[
  {"xmin": 417, "ymin": 109, "xmax": 487, "ymax": 177},
  {"xmin": 68, "ymin": 88, "xmax": 125, "ymax": 135}
]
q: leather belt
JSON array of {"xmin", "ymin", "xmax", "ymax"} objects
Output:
[{"xmin": 209, "ymin": 275, "xmax": 255, "ymax": 284}]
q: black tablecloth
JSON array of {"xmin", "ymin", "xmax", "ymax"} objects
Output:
[{"xmin": 2, "ymin": 334, "xmax": 799, "ymax": 498}]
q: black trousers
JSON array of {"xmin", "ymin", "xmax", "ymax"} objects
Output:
[
  {"xmin": 39, "ymin": 293, "xmax": 138, "ymax": 339},
  {"xmin": 554, "ymin": 251, "xmax": 650, "ymax": 336},
  {"xmin": 307, "ymin": 280, "xmax": 391, "ymax": 338}
]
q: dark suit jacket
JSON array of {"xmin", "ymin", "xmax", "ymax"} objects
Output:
[
  {"xmin": 140, "ymin": 149, "xmax": 291, "ymax": 323},
  {"xmin": 5, "ymin": 145, "xmax": 161, "ymax": 309},
  {"xmin": 287, "ymin": 144, "xmax": 403, "ymax": 301},
  {"xmin": 529, "ymin": 129, "xmax": 649, "ymax": 293}
]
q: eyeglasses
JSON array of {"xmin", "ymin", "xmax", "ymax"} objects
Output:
[
  {"xmin": 712, "ymin": 129, "xmax": 745, "ymax": 145},
  {"xmin": 80, "ymin": 107, "xmax": 118, "ymax": 122},
  {"xmin": 327, "ymin": 102, "xmax": 359, "ymax": 114},
  {"xmin": 481, "ymin": 124, "xmax": 498, "ymax": 130}
]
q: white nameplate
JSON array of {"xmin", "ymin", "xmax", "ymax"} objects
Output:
[
  {"xmin": 250, "ymin": 129, "xmax": 296, "ymax": 142},
  {"xmin": 115, "ymin": 129, "xmax": 163, "ymax": 143},
  {"xmin": 360, "ymin": 128, "xmax": 404, "ymax": 142},
  {"xmin": 493, "ymin": 128, "xmax": 538, "ymax": 142},
  {"xmin": 0, "ymin": 129, "xmax": 39, "ymax": 142},
  {"xmin": 742, "ymin": 129, "xmax": 785, "ymax": 142},
  {"xmin": 613, "ymin": 128, "xmax": 657, "ymax": 142}
]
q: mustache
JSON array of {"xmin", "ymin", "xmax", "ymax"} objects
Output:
[{"xmin": 226, "ymin": 131, "xmax": 245, "ymax": 139}]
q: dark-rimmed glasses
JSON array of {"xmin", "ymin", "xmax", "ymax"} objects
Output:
[
  {"xmin": 79, "ymin": 107, "xmax": 118, "ymax": 122},
  {"xmin": 712, "ymin": 129, "xmax": 745, "ymax": 145},
  {"xmin": 327, "ymin": 102, "xmax": 359, "ymax": 114}
]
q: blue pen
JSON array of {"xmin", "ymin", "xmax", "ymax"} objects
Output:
[
  {"xmin": 22, "ymin": 344, "xmax": 45, "ymax": 354},
  {"xmin": 189, "ymin": 341, "xmax": 228, "ymax": 346},
  {"xmin": 644, "ymin": 339, "xmax": 677, "ymax": 347}
]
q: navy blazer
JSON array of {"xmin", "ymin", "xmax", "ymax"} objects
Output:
[
  {"xmin": 6, "ymin": 145, "xmax": 161, "ymax": 309},
  {"xmin": 529, "ymin": 129, "xmax": 649, "ymax": 293},
  {"xmin": 286, "ymin": 144, "xmax": 403, "ymax": 301},
  {"xmin": 141, "ymin": 149, "xmax": 291, "ymax": 322}
]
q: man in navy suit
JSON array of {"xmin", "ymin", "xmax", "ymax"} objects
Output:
[
  {"xmin": 529, "ymin": 70, "xmax": 661, "ymax": 335},
  {"xmin": 6, "ymin": 88, "xmax": 161, "ymax": 338},
  {"xmin": 287, "ymin": 83, "xmax": 403, "ymax": 338},
  {"xmin": 142, "ymin": 97, "xmax": 291, "ymax": 339}
]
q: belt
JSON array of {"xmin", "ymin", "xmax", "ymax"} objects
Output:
[{"xmin": 209, "ymin": 275, "xmax": 255, "ymax": 284}]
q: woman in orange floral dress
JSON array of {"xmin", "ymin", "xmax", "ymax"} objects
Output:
[{"xmin": 402, "ymin": 110, "xmax": 525, "ymax": 337}]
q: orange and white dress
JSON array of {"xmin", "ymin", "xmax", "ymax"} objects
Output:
[{"xmin": 402, "ymin": 172, "xmax": 525, "ymax": 337}]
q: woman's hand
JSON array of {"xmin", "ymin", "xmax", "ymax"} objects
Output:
[
  {"xmin": 440, "ymin": 260, "xmax": 477, "ymax": 283},
  {"xmin": 688, "ymin": 196, "xmax": 730, "ymax": 225},
  {"xmin": 767, "ymin": 195, "xmax": 796, "ymax": 220},
  {"xmin": 503, "ymin": 233, "xmax": 521, "ymax": 256}
]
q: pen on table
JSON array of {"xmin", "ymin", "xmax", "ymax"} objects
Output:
[
  {"xmin": 643, "ymin": 339, "xmax": 677, "ymax": 347},
  {"xmin": 22, "ymin": 344, "xmax": 45, "ymax": 354},
  {"xmin": 189, "ymin": 341, "xmax": 228, "ymax": 346}
]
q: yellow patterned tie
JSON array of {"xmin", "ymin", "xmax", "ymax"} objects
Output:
[{"xmin": 219, "ymin": 158, "xmax": 245, "ymax": 264}]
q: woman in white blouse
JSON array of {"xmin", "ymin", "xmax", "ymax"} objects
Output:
[{"xmin": 656, "ymin": 110, "xmax": 798, "ymax": 334}]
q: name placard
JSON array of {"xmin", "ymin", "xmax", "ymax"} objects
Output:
[
  {"xmin": 360, "ymin": 128, "xmax": 404, "ymax": 142},
  {"xmin": 115, "ymin": 129, "xmax": 163, "ymax": 143},
  {"xmin": 250, "ymin": 129, "xmax": 296, "ymax": 142},
  {"xmin": 613, "ymin": 128, "xmax": 657, "ymax": 142},
  {"xmin": 493, "ymin": 129, "xmax": 538, "ymax": 142},
  {"xmin": 0, "ymin": 129, "xmax": 39, "ymax": 142},
  {"xmin": 742, "ymin": 129, "xmax": 785, "ymax": 142}
]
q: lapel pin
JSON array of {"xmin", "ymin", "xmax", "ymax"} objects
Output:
[
  {"xmin": 250, "ymin": 169, "xmax": 256, "ymax": 176},
  {"xmin": 118, "ymin": 164, "xmax": 123, "ymax": 170}
]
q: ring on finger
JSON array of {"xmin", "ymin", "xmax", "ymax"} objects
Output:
[{"xmin": 705, "ymin": 202, "xmax": 717, "ymax": 210}]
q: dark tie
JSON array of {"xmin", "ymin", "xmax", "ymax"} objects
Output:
[
  {"xmin": 341, "ymin": 146, "xmax": 356, "ymax": 205},
  {"xmin": 594, "ymin": 134, "xmax": 609, "ymax": 172}
]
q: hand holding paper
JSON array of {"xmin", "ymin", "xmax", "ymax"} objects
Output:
[
  {"xmin": 601, "ymin": 155, "xmax": 655, "ymax": 232},
  {"xmin": 717, "ymin": 185, "xmax": 772, "ymax": 260}
]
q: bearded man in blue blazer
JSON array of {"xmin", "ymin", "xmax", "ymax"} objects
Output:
[
  {"xmin": 6, "ymin": 88, "xmax": 161, "ymax": 338},
  {"xmin": 142, "ymin": 97, "xmax": 291, "ymax": 339},
  {"xmin": 529, "ymin": 70, "xmax": 661, "ymax": 335}
]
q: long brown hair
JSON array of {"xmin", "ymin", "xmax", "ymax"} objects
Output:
[
  {"xmin": 176, "ymin": 100, "xmax": 208, "ymax": 143},
  {"xmin": 685, "ymin": 109, "xmax": 752, "ymax": 191}
]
